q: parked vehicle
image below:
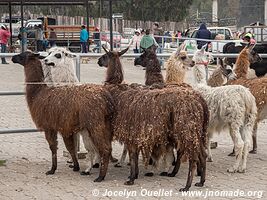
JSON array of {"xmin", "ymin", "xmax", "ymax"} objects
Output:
[
  {"xmin": 189, "ymin": 27, "xmax": 236, "ymax": 53},
  {"xmin": 101, "ymin": 31, "xmax": 122, "ymax": 47}
]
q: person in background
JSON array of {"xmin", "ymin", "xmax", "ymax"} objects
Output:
[
  {"xmin": 152, "ymin": 22, "xmax": 163, "ymax": 53},
  {"xmin": 164, "ymin": 31, "xmax": 171, "ymax": 49},
  {"xmin": 244, "ymin": 32, "xmax": 256, "ymax": 44},
  {"xmin": 195, "ymin": 23, "xmax": 211, "ymax": 50},
  {"xmin": 0, "ymin": 24, "xmax": 11, "ymax": 64},
  {"xmin": 129, "ymin": 29, "xmax": 142, "ymax": 53},
  {"xmin": 140, "ymin": 29, "xmax": 157, "ymax": 52},
  {"xmin": 141, "ymin": 29, "xmax": 145, "ymax": 36},
  {"xmin": 80, "ymin": 25, "xmax": 89, "ymax": 53},
  {"xmin": 48, "ymin": 28, "xmax": 57, "ymax": 47},
  {"xmin": 36, "ymin": 24, "xmax": 44, "ymax": 51},
  {"xmin": 93, "ymin": 27, "xmax": 100, "ymax": 53}
]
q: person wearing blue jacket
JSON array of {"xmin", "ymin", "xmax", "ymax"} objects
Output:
[
  {"xmin": 195, "ymin": 23, "xmax": 211, "ymax": 50},
  {"xmin": 80, "ymin": 25, "xmax": 89, "ymax": 53}
]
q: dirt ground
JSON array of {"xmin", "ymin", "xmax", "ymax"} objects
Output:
[{"xmin": 0, "ymin": 58, "xmax": 266, "ymax": 200}]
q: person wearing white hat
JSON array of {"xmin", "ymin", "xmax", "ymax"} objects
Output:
[
  {"xmin": 0, "ymin": 24, "xmax": 11, "ymax": 64},
  {"xmin": 129, "ymin": 29, "xmax": 142, "ymax": 53}
]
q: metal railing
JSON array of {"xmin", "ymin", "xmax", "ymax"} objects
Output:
[{"xmin": 1, "ymin": 52, "xmax": 267, "ymax": 134}]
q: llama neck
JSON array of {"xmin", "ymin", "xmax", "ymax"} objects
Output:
[
  {"xmin": 24, "ymin": 60, "xmax": 46, "ymax": 105},
  {"xmin": 105, "ymin": 57, "xmax": 124, "ymax": 84},
  {"xmin": 165, "ymin": 58, "xmax": 186, "ymax": 84},
  {"xmin": 192, "ymin": 65, "xmax": 208, "ymax": 85},
  {"xmin": 234, "ymin": 50, "xmax": 250, "ymax": 79},
  {"xmin": 145, "ymin": 56, "xmax": 164, "ymax": 86}
]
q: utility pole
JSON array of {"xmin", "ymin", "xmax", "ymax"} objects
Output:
[{"xmin": 109, "ymin": 0, "xmax": 113, "ymax": 50}]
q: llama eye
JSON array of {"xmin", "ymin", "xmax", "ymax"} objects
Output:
[{"xmin": 55, "ymin": 53, "xmax": 61, "ymax": 59}]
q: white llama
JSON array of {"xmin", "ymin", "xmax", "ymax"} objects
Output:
[{"xmin": 191, "ymin": 46, "xmax": 257, "ymax": 173}]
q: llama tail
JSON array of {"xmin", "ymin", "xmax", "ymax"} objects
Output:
[
  {"xmin": 240, "ymin": 88, "xmax": 258, "ymax": 148},
  {"xmin": 242, "ymin": 88, "xmax": 257, "ymax": 129}
]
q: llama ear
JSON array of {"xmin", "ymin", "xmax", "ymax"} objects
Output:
[
  {"xmin": 65, "ymin": 52, "xmax": 77, "ymax": 58},
  {"xmin": 102, "ymin": 44, "xmax": 110, "ymax": 53},
  {"xmin": 38, "ymin": 52, "xmax": 48, "ymax": 59},
  {"xmin": 201, "ymin": 44, "xmax": 207, "ymax": 52},
  {"xmin": 33, "ymin": 52, "xmax": 40, "ymax": 57},
  {"xmin": 219, "ymin": 58, "xmax": 224, "ymax": 67},
  {"xmin": 118, "ymin": 47, "xmax": 129, "ymax": 56}
]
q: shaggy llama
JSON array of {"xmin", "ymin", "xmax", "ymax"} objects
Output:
[
  {"xmin": 12, "ymin": 52, "xmax": 114, "ymax": 182},
  {"xmin": 42, "ymin": 47, "xmax": 118, "ymax": 174},
  {"xmin": 98, "ymin": 46, "xmax": 209, "ymax": 191}
]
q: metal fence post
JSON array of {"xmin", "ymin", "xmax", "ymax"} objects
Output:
[{"xmin": 75, "ymin": 55, "xmax": 81, "ymax": 81}]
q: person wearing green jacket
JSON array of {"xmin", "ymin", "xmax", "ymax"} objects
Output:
[{"xmin": 140, "ymin": 29, "xmax": 158, "ymax": 52}]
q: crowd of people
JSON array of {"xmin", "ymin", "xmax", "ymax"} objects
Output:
[{"xmin": 0, "ymin": 21, "xmax": 258, "ymax": 62}]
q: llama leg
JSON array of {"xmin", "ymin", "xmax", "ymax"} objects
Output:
[
  {"xmin": 67, "ymin": 133, "xmax": 79, "ymax": 164},
  {"xmin": 144, "ymin": 157, "xmax": 156, "ymax": 177},
  {"xmin": 124, "ymin": 146, "xmax": 139, "ymax": 185},
  {"xmin": 160, "ymin": 145, "xmax": 175, "ymax": 176},
  {"xmin": 115, "ymin": 144, "xmax": 128, "ymax": 168},
  {"xmin": 179, "ymin": 160, "xmax": 197, "ymax": 192},
  {"xmin": 94, "ymin": 146, "xmax": 111, "ymax": 182},
  {"xmin": 238, "ymin": 126, "xmax": 251, "ymax": 173},
  {"xmin": 228, "ymin": 128, "xmax": 236, "ymax": 157},
  {"xmin": 249, "ymin": 123, "xmax": 258, "ymax": 154},
  {"xmin": 168, "ymin": 149, "xmax": 183, "ymax": 177},
  {"xmin": 81, "ymin": 152, "xmax": 93, "ymax": 175},
  {"xmin": 227, "ymin": 126, "xmax": 244, "ymax": 173},
  {"xmin": 195, "ymin": 149, "xmax": 207, "ymax": 187},
  {"xmin": 92, "ymin": 154, "xmax": 100, "ymax": 168},
  {"xmin": 228, "ymin": 147, "xmax": 235, "ymax": 157},
  {"xmin": 62, "ymin": 135, "xmax": 80, "ymax": 172},
  {"xmin": 86, "ymin": 125, "xmax": 112, "ymax": 182},
  {"xmin": 110, "ymin": 154, "xmax": 118, "ymax": 163},
  {"xmin": 44, "ymin": 130, "xmax": 58, "ymax": 175},
  {"xmin": 207, "ymin": 137, "xmax": 213, "ymax": 162}
]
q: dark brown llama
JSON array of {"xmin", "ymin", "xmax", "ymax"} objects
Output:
[
  {"xmin": 12, "ymin": 52, "xmax": 114, "ymax": 182},
  {"xmin": 98, "ymin": 46, "xmax": 209, "ymax": 191}
]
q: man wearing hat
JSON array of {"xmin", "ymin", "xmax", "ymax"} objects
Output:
[{"xmin": 0, "ymin": 24, "xmax": 11, "ymax": 64}]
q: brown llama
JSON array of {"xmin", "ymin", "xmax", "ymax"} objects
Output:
[
  {"xmin": 134, "ymin": 45, "xmax": 164, "ymax": 86},
  {"xmin": 12, "ymin": 52, "xmax": 114, "ymax": 182},
  {"xmin": 98, "ymin": 46, "xmax": 209, "ymax": 191},
  {"xmin": 209, "ymin": 44, "xmax": 267, "ymax": 154}
]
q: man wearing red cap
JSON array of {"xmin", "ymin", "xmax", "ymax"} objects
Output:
[{"xmin": 0, "ymin": 24, "xmax": 11, "ymax": 64}]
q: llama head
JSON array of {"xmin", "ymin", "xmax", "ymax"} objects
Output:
[
  {"xmin": 134, "ymin": 45, "xmax": 158, "ymax": 67},
  {"xmin": 12, "ymin": 51, "xmax": 41, "ymax": 66},
  {"xmin": 218, "ymin": 58, "xmax": 236, "ymax": 80},
  {"xmin": 192, "ymin": 44, "xmax": 214, "ymax": 66},
  {"xmin": 242, "ymin": 43, "xmax": 262, "ymax": 64},
  {"xmin": 174, "ymin": 44, "xmax": 191, "ymax": 68},
  {"xmin": 97, "ymin": 45, "xmax": 129, "ymax": 67},
  {"xmin": 43, "ymin": 47, "xmax": 76, "ymax": 67}
]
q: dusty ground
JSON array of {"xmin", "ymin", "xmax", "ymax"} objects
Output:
[{"xmin": 0, "ymin": 58, "xmax": 266, "ymax": 200}]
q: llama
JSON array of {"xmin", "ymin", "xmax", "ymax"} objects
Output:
[
  {"xmin": 42, "ymin": 47, "xmax": 79, "ymax": 85},
  {"xmin": 209, "ymin": 43, "xmax": 267, "ymax": 154},
  {"xmin": 12, "ymin": 52, "xmax": 114, "ymax": 182},
  {"xmin": 165, "ymin": 44, "xmax": 193, "ymax": 84},
  {"xmin": 41, "ymin": 47, "xmax": 119, "ymax": 174},
  {"xmin": 99, "ymin": 46, "xmax": 209, "ymax": 191},
  {"xmin": 164, "ymin": 46, "xmax": 257, "ymax": 173},
  {"xmin": 207, "ymin": 58, "xmax": 236, "ymax": 87}
]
